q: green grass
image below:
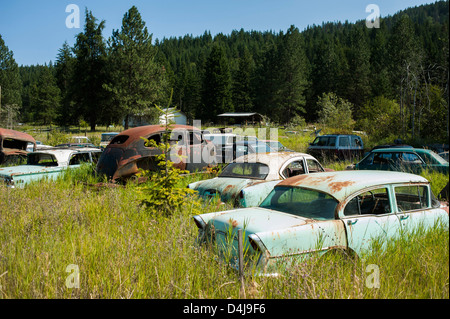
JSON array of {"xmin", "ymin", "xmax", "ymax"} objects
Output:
[{"xmin": 0, "ymin": 166, "xmax": 448, "ymax": 299}]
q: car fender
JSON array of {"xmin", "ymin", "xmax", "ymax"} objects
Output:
[{"xmin": 239, "ymin": 180, "xmax": 280, "ymax": 207}]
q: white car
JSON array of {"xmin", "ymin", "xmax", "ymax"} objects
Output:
[{"xmin": 0, "ymin": 147, "xmax": 101, "ymax": 188}]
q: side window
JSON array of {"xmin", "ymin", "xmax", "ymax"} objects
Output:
[
  {"xmin": 352, "ymin": 137, "xmax": 362, "ymax": 147},
  {"xmin": 145, "ymin": 134, "xmax": 161, "ymax": 147},
  {"xmin": 91, "ymin": 151, "xmax": 101, "ymax": 164},
  {"xmin": 339, "ymin": 136, "xmax": 350, "ymax": 147},
  {"xmin": 306, "ymin": 159, "xmax": 324, "ymax": 173},
  {"xmin": 328, "ymin": 137, "xmax": 336, "ymax": 146},
  {"xmin": 401, "ymin": 153, "xmax": 423, "ymax": 164},
  {"xmin": 395, "ymin": 185, "xmax": 429, "ymax": 212},
  {"xmin": 344, "ymin": 188, "xmax": 391, "ymax": 216},
  {"xmin": 69, "ymin": 153, "xmax": 91, "ymax": 166},
  {"xmin": 373, "ymin": 152, "xmax": 393, "ymax": 165},
  {"xmin": 282, "ymin": 160, "xmax": 306, "ymax": 178}
]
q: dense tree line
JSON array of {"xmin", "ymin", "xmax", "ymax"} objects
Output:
[{"xmin": 0, "ymin": 1, "xmax": 448, "ymax": 143}]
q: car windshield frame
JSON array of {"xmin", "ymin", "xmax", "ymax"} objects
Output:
[
  {"xmin": 219, "ymin": 162, "xmax": 270, "ymax": 180},
  {"xmin": 259, "ymin": 186, "xmax": 338, "ymax": 220}
]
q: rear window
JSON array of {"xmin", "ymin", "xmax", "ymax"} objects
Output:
[
  {"xmin": 110, "ymin": 135, "xmax": 129, "ymax": 145},
  {"xmin": 220, "ymin": 162, "xmax": 269, "ymax": 179},
  {"xmin": 2, "ymin": 138, "xmax": 28, "ymax": 150},
  {"xmin": 260, "ymin": 186, "xmax": 338, "ymax": 220}
]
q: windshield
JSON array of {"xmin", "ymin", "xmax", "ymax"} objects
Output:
[
  {"xmin": 219, "ymin": 162, "xmax": 269, "ymax": 179},
  {"xmin": 420, "ymin": 151, "xmax": 448, "ymax": 165},
  {"xmin": 27, "ymin": 153, "xmax": 58, "ymax": 166},
  {"xmin": 260, "ymin": 186, "xmax": 338, "ymax": 220}
]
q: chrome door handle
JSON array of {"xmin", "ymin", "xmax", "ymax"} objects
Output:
[
  {"xmin": 347, "ymin": 219, "xmax": 357, "ymax": 226},
  {"xmin": 400, "ymin": 215, "xmax": 409, "ymax": 220}
]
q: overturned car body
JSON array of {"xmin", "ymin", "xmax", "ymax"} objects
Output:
[
  {"xmin": 0, "ymin": 128, "xmax": 36, "ymax": 165},
  {"xmin": 96, "ymin": 125, "xmax": 216, "ymax": 181}
]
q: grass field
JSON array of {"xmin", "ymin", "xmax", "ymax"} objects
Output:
[{"xmin": 0, "ymin": 162, "xmax": 448, "ymax": 299}]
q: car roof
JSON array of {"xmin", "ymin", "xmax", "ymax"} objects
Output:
[
  {"xmin": 0, "ymin": 128, "xmax": 36, "ymax": 144},
  {"xmin": 372, "ymin": 147, "xmax": 431, "ymax": 153},
  {"xmin": 110, "ymin": 124, "xmax": 199, "ymax": 148},
  {"xmin": 231, "ymin": 151, "xmax": 316, "ymax": 180},
  {"xmin": 277, "ymin": 170, "xmax": 429, "ymax": 202}
]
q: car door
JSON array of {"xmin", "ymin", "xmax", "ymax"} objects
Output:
[
  {"xmin": 394, "ymin": 184, "xmax": 447, "ymax": 231},
  {"xmin": 340, "ymin": 187, "xmax": 402, "ymax": 255}
]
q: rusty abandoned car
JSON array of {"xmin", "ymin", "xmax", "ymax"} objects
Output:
[
  {"xmin": 193, "ymin": 171, "xmax": 449, "ymax": 275},
  {"xmin": 96, "ymin": 124, "xmax": 216, "ymax": 181},
  {"xmin": 188, "ymin": 151, "xmax": 331, "ymax": 207},
  {"xmin": 0, "ymin": 128, "xmax": 36, "ymax": 165}
]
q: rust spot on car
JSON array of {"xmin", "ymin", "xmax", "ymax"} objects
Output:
[
  {"xmin": 328, "ymin": 181, "xmax": 356, "ymax": 193},
  {"xmin": 223, "ymin": 184, "xmax": 235, "ymax": 193}
]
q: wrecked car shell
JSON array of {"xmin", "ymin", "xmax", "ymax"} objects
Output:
[
  {"xmin": 0, "ymin": 128, "xmax": 36, "ymax": 165},
  {"xmin": 0, "ymin": 147, "xmax": 101, "ymax": 188},
  {"xmin": 96, "ymin": 125, "xmax": 216, "ymax": 181},
  {"xmin": 193, "ymin": 171, "xmax": 449, "ymax": 275},
  {"xmin": 188, "ymin": 151, "xmax": 331, "ymax": 207}
]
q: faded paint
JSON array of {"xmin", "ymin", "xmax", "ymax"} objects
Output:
[
  {"xmin": 96, "ymin": 124, "xmax": 216, "ymax": 181},
  {"xmin": 193, "ymin": 170, "xmax": 449, "ymax": 275},
  {"xmin": 189, "ymin": 151, "xmax": 329, "ymax": 207},
  {"xmin": 0, "ymin": 128, "xmax": 36, "ymax": 164},
  {"xmin": 0, "ymin": 148, "xmax": 101, "ymax": 188}
]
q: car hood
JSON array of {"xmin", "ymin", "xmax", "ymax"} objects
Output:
[
  {"xmin": 189, "ymin": 177, "xmax": 265, "ymax": 202},
  {"xmin": 0, "ymin": 165, "xmax": 63, "ymax": 177}
]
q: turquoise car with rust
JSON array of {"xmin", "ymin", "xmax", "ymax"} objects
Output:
[
  {"xmin": 0, "ymin": 148, "xmax": 101, "ymax": 188},
  {"xmin": 353, "ymin": 147, "xmax": 448, "ymax": 174},
  {"xmin": 188, "ymin": 151, "xmax": 330, "ymax": 207},
  {"xmin": 193, "ymin": 171, "xmax": 449, "ymax": 275}
]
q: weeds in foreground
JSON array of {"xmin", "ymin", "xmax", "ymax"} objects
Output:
[{"xmin": 0, "ymin": 175, "xmax": 448, "ymax": 299}]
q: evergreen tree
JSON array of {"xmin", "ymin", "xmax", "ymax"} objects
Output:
[
  {"xmin": 346, "ymin": 25, "xmax": 371, "ymax": 117},
  {"xmin": 72, "ymin": 9, "xmax": 109, "ymax": 131},
  {"xmin": 0, "ymin": 34, "xmax": 22, "ymax": 120},
  {"xmin": 275, "ymin": 26, "xmax": 309, "ymax": 124},
  {"xmin": 232, "ymin": 46, "xmax": 254, "ymax": 112},
  {"xmin": 389, "ymin": 14, "xmax": 424, "ymax": 138},
  {"xmin": 30, "ymin": 67, "xmax": 61, "ymax": 125},
  {"xmin": 201, "ymin": 44, "xmax": 233, "ymax": 122},
  {"xmin": 55, "ymin": 41, "xmax": 76, "ymax": 126},
  {"xmin": 106, "ymin": 6, "xmax": 168, "ymax": 129}
]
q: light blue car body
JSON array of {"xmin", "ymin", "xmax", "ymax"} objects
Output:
[{"xmin": 193, "ymin": 171, "xmax": 449, "ymax": 275}]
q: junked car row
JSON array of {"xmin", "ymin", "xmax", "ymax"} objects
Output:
[{"xmin": 1, "ymin": 126, "xmax": 448, "ymax": 277}]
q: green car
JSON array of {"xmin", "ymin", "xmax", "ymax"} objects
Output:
[
  {"xmin": 193, "ymin": 171, "xmax": 449, "ymax": 275},
  {"xmin": 354, "ymin": 148, "xmax": 448, "ymax": 174}
]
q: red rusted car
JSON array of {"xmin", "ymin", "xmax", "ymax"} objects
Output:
[
  {"xmin": 96, "ymin": 125, "xmax": 216, "ymax": 181},
  {"xmin": 0, "ymin": 128, "xmax": 36, "ymax": 165}
]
